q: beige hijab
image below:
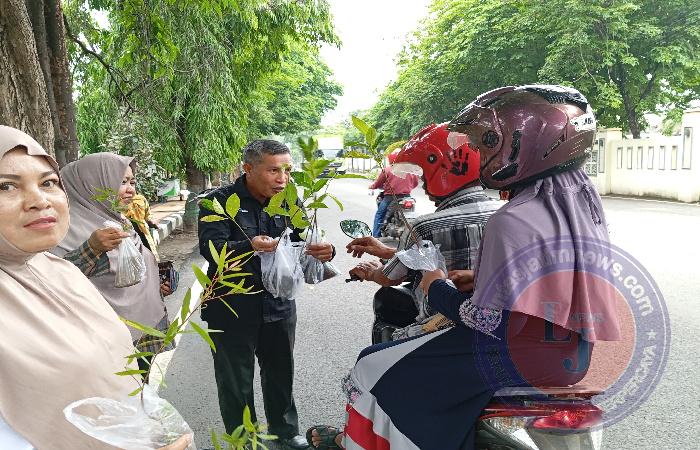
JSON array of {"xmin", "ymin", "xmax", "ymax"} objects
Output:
[
  {"xmin": 52, "ymin": 153, "xmax": 166, "ymax": 340},
  {"xmin": 0, "ymin": 126, "xmax": 137, "ymax": 449}
]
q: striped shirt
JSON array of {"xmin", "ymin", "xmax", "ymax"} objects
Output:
[{"xmin": 382, "ymin": 186, "xmax": 501, "ymax": 322}]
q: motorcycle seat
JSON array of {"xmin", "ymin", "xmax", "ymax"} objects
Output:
[{"xmin": 493, "ymin": 385, "xmax": 603, "ymax": 399}]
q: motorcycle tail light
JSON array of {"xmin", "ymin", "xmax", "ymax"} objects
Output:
[
  {"xmin": 531, "ymin": 406, "xmax": 602, "ymax": 430},
  {"xmin": 402, "ymin": 200, "xmax": 414, "ymax": 208}
]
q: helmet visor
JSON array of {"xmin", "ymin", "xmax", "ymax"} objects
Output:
[{"xmin": 392, "ymin": 162, "xmax": 423, "ymax": 179}]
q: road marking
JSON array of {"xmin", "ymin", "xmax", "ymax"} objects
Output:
[{"xmin": 151, "ymin": 262, "xmax": 209, "ymax": 389}]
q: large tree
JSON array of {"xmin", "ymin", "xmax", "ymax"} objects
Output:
[
  {"xmin": 370, "ymin": 0, "xmax": 700, "ymax": 141},
  {"xmin": 69, "ymin": 0, "xmax": 338, "ymax": 192},
  {"xmin": 0, "ymin": 0, "xmax": 79, "ymax": 165}
]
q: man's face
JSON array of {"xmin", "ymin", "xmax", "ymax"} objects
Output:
[{"xmin": 244, "ymin": 153, "xmax": 292, "ymax": 200}]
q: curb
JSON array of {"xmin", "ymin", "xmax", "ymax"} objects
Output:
[{"xmin": 150, "ymin": 211, "xmax": 185, "ymax": 246}]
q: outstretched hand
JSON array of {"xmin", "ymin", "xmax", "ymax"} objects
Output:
[
  {"xmin": 346, "ymin": 236, "xmax": 395, "ymax": 259},
  {"xmin": 448, "ymin": 269, "xmax": 475, "ymax": 292},
  {"xmin": 306, "ymin": 242, "xmax": 334, "ymax": 262},
  {"xmin": 419, "ymin": 269, "xmax": 446, "ymax": 294},
  {"xmin": 348, "ymin": 260, "xmax": 384, "ymax": 282}
]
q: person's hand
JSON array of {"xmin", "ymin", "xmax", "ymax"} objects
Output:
[
  {"xmin": 419, "ymin": 269, "xmax": 446, "ymax": 294},
  {"xmin": 348, "ymin": 260, "xmax": 384, "ymax": 282},
  {"xmin": 147, "ymin": 219, "xmax": 159, "ymax": 229},
  {"xmin": 306, "ymin": 242, "xmax": 333, "ymax": 262},
  {"xmin": 448, "ymin": 269, "xmax": 475, "ymax": 292},
  {"xmin": 87, "ymin": 227, "xmax": 130, "ymax": 255},
  {"xmin": 346, "ymin": 236, "xmax": 395, "ymax": 259},
  {"xmin": 157, "ymin": 433, "xmax": 193, "ymax": 450},
  {"xmin": 160, "ymin": 280, "xmax": 173, "ymax": 297},
  {"xmin": 251, "ymin": 235, "xmax": 277, "ymax": 252}
]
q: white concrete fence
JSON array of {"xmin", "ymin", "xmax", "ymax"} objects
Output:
[{"xmin": 587, "ymin": 109, "xmax": 700, "ymax": 203}]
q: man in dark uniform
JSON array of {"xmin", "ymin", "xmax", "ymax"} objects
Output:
[{"xmin": 198, "ymin": 140, "xmax": 333, "ymax": 449}]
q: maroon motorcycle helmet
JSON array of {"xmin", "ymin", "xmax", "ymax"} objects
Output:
[{"xmin": 447, "ymin": 85, "xmax": 596, "ymax": 190}]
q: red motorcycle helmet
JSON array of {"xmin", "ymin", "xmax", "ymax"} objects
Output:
[
  {"xmin": 392, "ymin": 122, "xmax": 480, "ymax": 198},
  {"xmin": 387, "ymin": 148, "xmax": 401, "ymax": 164},
  {"xmin": 447, "ymin": 85, "xmax": 596, "ymax": 190}
]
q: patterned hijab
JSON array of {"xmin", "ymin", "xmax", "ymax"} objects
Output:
[
  {"xmin": 53, "ymin": 153, "xmax": 165, "ymax": 340},
  {"xmin": 0, "ymin": 126, "xmax": 136, "ymax": 449}
]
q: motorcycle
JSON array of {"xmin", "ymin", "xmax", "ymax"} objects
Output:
[
  {"xmin": 372, "ymin": 189, "xmax": 418, "ymax": 239},
  {"xmin": 339, "ymin": 219, "xmax": 605, "ymax": 450}
]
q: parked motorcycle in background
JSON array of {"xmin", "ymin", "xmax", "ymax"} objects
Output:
[{"xmin": 339, "ymin": 219, "xmax": 606, "ymax": 450}]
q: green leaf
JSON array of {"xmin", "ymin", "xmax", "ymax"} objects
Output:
[
  {"xmin": 220, "ymin": 299, "xmax": 239, "ymax": 318},
  {"xmin": 190, "ymin": 321, "xmax": 216, "ymax": 352},
  {"xmin": 385, "ymin": 140, "xmax": 407, "ymax": 154},
  {"xmin": 264, "ymin": 205, "xmax": 289, "ymax": 217},
  {"xmin": 291, "ymin": 171, "xmax": 312, "ymax": 188},
  {"xmin": 313, "ymin": 178, "xmax": 330, "ymax": 191},
  {"xmin": 164, "ymin": 316, "xmax": 181, "ymax": 345},
  {"xmin": 366, "ymin": 127, "xmax": 378, "ymax": 148},
  {"xmin": 335, "ymin": 173, "xmax": 368, "ymax": 179},
  {"xmin": 211, "ymin": 429, "xmax": 222, "ymax": 450},
  {"xmin": 284, "ymin": 181, "xmax": 299, "ymax": 206},
  {"xmin": 180, "ymin": 289, "xmax": 191, "ymax": 324},
  {"xmin": 343, "ymin": 150, "xmax": 371, "ymax": 159},
  {"xmin": 199, "ymin": 198, "xmax": 215, "ymax": 212},
  {"xmin": 128, "ymin": 386, "xmax": 144, "ymax": 397},
  {"xmin": 351, "ymin": 115, "xmax": 370, "ymax": 135},
  {"xmin": 201, "ymin": 215, "xmax": 227, "ymax": 222},
  {"xmin": 121, "ymin": 318, "xmax": 166, "ymax": 338},
  {"xmin": 125, "ymin": 351, "xmax": 154, "ymax": 364},
  {"xmin": 209, "ymin": 241, "xmax": 220, "ymax": 266},
  {"xmin": 344, "ymin": 141, "xmax": 369, "ymax": 149},
  {"xmin": 243, "ymin": 405, "xmax": 256, "ymax": 433},
  {"xmin": 307, "ymin": 201, "xmax": 329, "ymax": 209},
  {"xmin": 257, "ymin": 433, "xmax": 278, "ymax": 440},
  {"xmin": 193, "ymin": 264, "xmax": 212, "ymax": 288},
  {"xmin": 217, "ymin": 242, "xmax": 228, "ymax": 275},
  {"xmin": 115, "ymin": 369, "xmax": 148, "ymax": 376},
  {"xmin": 327, "ymin": 193, "xmax": 344, "ymax": 211},
  {"xmin": 212, "ymin": 198, "xmax": 225, "ymax": 215},
  {"xmin": 291, "ymin": 213, "xmax": 310, "ymax": 229},
  {"xmin": 225, "ymin": 193, "xmax": 241, "ymax": 219}
]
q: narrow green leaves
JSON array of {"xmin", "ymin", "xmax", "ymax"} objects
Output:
[{"xmin": 190, "ymin": 321, "xmax": 216, "ymax": 352}]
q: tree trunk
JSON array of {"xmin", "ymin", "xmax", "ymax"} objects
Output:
[
  {"xmin": 614, "ymin": 60, "xmax": 642, "ymax": 138},
  {"xmin": 45, "ymin": 0, "xmax": 79, "ymax": 164},
  {"xmin": 26, "ymin": 0, "xmax": 79, "ymax": 166},
  {"xmin": 0, "ymin": 0, "xmax": 54, "ymax": 155},
  {"xmin": 0, "ymin": 0, "xmax": 78, "ymax": 164}
]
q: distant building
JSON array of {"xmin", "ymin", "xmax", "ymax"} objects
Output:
[{"xmin": 587, "ymin": 109, "xmax": 700, "ymax": 203}]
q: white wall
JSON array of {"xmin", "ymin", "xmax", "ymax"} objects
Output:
[{"xmin": 588, "ymin": 109, "xmax": 700, "ymax": 203}]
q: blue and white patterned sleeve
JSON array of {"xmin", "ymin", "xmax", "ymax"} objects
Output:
[{"xmin": 427, "ymin": 279, "xmax": 502, "ymax": 334}]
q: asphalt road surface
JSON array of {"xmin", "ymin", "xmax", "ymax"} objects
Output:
[{"xmin": 160, "ymin": 179, "xmax": 699, "ymax": 449}]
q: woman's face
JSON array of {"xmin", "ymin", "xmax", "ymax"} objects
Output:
[
  {"xmin": 119, "ymin": 165, "xmax": 137, "ymax": 206},
  {"xmin": 0, "ymin": 148, "xmax": 69, "ymax": 253}
]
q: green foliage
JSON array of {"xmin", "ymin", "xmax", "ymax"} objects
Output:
[
  {"xmin": 67, "ymin": 0, "xmax": 339, "ymax": 180},
  {"xmin": 211, "ymin": 406, "xmax": 277, "ymax": 450},
  {"xmin": 369, "ymin": 0, "xmax": 700, "ymax": 139},
  {"xmin": 92, "ymin": 187, "xmax": 133, "ymax": 230},
  {"xmin": 248, "ymin": 43, "xmax": 343, "ymax": 137}
]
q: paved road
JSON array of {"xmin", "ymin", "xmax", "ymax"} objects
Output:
[{"xmin": 161, "ymin": 179, "xmax": 699, "ymax": 449}]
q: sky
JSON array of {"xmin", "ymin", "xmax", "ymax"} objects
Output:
[{"xmin": 319, "ymin": 0, "xmax": 431, "ymax": 125}]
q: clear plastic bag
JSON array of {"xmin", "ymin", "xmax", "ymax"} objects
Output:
[
  {"xmin": 105, "ymin": 220, "xmax": 146, "ymax": 288},
  {"xmin": 63, "ymin": 384, "xmax": 196, "ymax": 450},
  {"xmin": 395, "ymin": 240, "xmax": 448, "ymax": 322},
  {"xmin": 259, "ymin": 228, "xmax": 304, "ymax": 300},
  {"xmin": 301, "ymin": 226, "xmax": 340, "ymax": 284}
]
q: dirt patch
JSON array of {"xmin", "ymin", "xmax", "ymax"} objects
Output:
[{"xmin": 156, "ymin": 229, "xmax": 199, "ymax": 271}]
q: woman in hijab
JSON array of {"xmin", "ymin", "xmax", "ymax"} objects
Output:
[
  {"xmin": 306, "ymin": 86, "xmax": 621, "ymax": 450},
  {"xmin": 51, "ymin": 152, "xmax": 173, "ymax": 369},
  {"xmin": 0, "ymin": 126, "xmax": 190, "ymax": 449}
]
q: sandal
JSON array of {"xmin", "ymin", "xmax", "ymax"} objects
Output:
[{"xmin": 305, "ymin": 425, "xmax": 342, "ymax": 449}]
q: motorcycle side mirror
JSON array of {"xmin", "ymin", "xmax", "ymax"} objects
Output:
[{"xmin": 340, "ymin": 219, "xmax": 372, "ymax": 239}]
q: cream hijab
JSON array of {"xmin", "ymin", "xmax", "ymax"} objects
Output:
[
  {"xmin": 0, "ymin": 126, "xmax": 137, "ymax": 449},
  {"xmin": 52, "ymin": 153, "xmax": 165, "ymax": 340}
]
